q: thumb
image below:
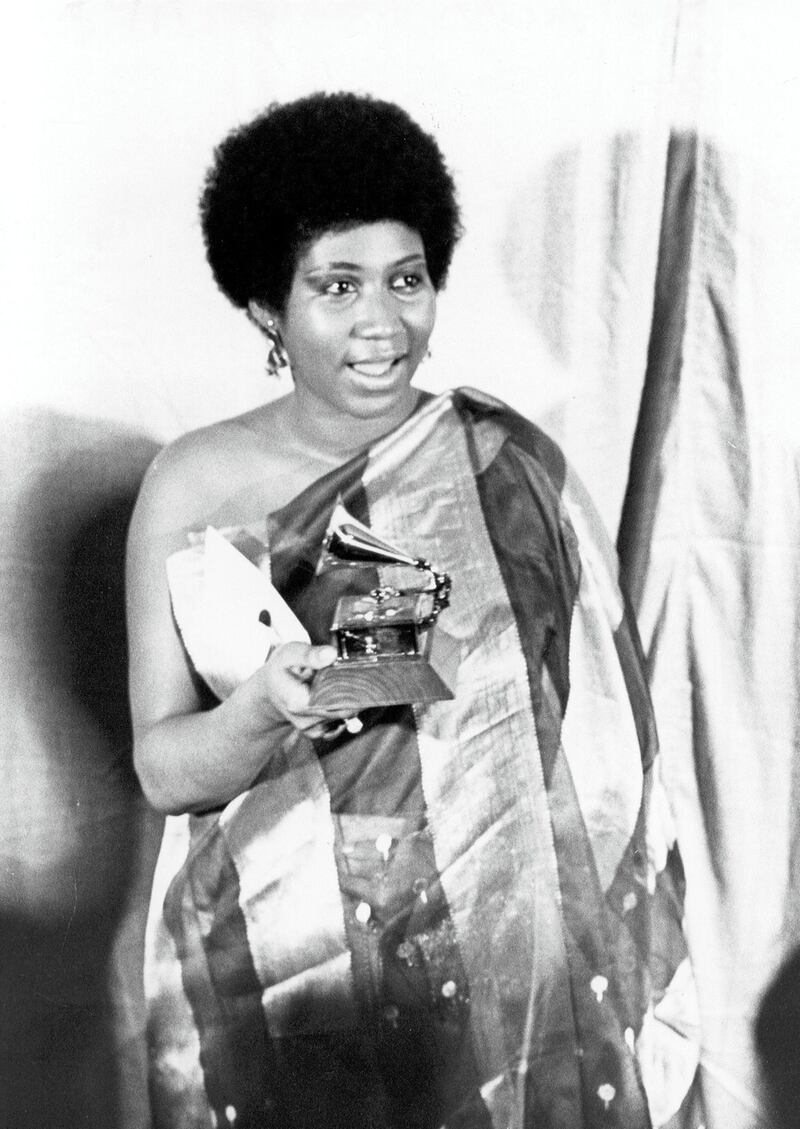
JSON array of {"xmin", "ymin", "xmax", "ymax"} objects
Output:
[
  {"xmin": 284, "ymin": 641, "xmax": 337, "ymax": 677},
  {"xmin": 306, "ymin": 643, "xmax": 339, "ymax": 670}
]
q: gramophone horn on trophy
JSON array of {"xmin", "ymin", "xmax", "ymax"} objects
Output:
[{"xmin": 309, "ymin": 503, "xmax": 458, "ymax": 712}]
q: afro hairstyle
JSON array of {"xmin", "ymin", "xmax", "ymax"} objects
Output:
[{"xmin": 199, "ymin": 91, "xmax": 462, "ymax": 313}]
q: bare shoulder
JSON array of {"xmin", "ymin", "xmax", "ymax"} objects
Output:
[{"xmin": 129, "ymin": 399, "xmax": 294, "ymax": 549}]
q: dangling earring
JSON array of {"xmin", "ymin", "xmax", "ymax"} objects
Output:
[{"xmin": 265, "ymin": 319, "xmax": 289, "ymax": 378}]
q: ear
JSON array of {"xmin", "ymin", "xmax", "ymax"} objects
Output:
[{"xmin": 247, "ymin": 300, "xmax": 282, "ymax": 336}]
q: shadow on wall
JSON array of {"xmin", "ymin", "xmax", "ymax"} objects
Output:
[
  {"xmin": 499, "ymin": 133, "xmax": 648, "ymax": 366},
  {"xmin": 497, "ymin": 131, "xmax": 664, "ymax": 534},
  {"xmin": 0, "ymin": 408, "xmax": 164, "ymax": 1129},
  {"xmin": 754, "ymin": 945, "xmax": 800, "ymax": 1129}
]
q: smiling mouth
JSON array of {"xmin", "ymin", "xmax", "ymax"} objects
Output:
[{"xmin": 348, "ymin": 358, "xmax": 403, "ymax": 378}]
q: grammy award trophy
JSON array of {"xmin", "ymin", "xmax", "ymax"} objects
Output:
[{"xmin": 309, "ymin": 505, "xmax": 459, "ymax": 713}]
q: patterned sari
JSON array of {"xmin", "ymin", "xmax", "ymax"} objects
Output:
[{"xmin": 145, "ymin": 389, "xmax": 698, "ymax": 1128}]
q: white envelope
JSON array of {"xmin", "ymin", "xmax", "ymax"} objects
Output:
[{"xmin": 167, "ymin": 525, "xmax": 310, "ymax": 701}]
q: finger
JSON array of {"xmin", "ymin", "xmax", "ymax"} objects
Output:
[
  {"xmin": 304, "ymin": 644, "xmax": 338, "ymax": 670},
  {"xmin": 280, "ymin": 683, "xmax": 313, "ymax": 716},
  {"xmin": 304, "ymin": 716, "xmax": 363, "ymax": 741},
  {"xmin": 275, "ymin": 641, "xmax": 316, "ymax": 668},
  {"xmin": 305, "ymin": 720, "xmax": 346, "ymax": 741},
  {"xmin": 296, "ymin": 714, "xmax": 364, "ymax": 739},
  {"xmin": 281, "ymin": 642, "xmax": 338, "ymax": 680}
]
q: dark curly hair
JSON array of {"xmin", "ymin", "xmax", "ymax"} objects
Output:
[{"xmin": 199, "ymin": 91, "xmax": 462, "ymax": 313}]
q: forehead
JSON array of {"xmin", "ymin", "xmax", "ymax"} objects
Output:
[{"xmin": 296, "ymin": 220, "xmax": 426, "ymax": 273}]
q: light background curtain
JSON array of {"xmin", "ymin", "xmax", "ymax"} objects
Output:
[{"xmin": 1, "ymin": 2, "xmax": 797, "ymax": 1126}]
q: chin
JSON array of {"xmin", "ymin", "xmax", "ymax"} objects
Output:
[{"xmin": 344, "ymin": 376, "xmax": 417, "ymax": 411}]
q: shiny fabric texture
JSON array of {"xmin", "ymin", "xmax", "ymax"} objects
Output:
[
  {"xmin": 146, "ymin": 388, "xmax": 696, "ymax": 1128},
  {"xmin": 616, "ymin": 124, "xmax": 800, "ymax": 1125}
]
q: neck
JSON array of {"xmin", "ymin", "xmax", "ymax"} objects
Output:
[{"xmin": 283, "ymin": 385, "xmax": 428, "ymax": 463}]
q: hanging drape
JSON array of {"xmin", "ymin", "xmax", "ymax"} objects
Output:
[{"xmin": 618, "ymin": 109, "xmax": 800, "ymax": 1129}]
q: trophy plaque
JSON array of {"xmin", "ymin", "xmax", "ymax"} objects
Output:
[{"xmin": 309, "ymin": 505, "xmax": 459, "ymax": 713}]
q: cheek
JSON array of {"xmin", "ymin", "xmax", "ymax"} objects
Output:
[
  {"xmin": 287, "ymin": 321, "xmax": 340, "ymax": 367},
  {"xmin": 411, "ymin": 299, "xmax": 437, "ymax": 344}
]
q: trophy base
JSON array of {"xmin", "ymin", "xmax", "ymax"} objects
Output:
[{"xmin": 310, "ymin": 627, "xmax": 459, "ymax": 712}]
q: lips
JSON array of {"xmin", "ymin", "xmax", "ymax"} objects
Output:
[{"xmin": 348, "ymin": 357, "xmax": 403, "ymax": 378}]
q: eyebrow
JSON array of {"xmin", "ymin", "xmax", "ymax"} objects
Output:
[{"xmin": 304, "ymin": 253, "xmax": 427, "ymax": 276}]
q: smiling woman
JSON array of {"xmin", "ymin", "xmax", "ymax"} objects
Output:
[
  {"xmin": 248, "ymin": 221, "xmax": 437, "ymax": 439},
  {"xmin": 126, "ymin": 92, "xmax": 697, "ymax": 1128}
]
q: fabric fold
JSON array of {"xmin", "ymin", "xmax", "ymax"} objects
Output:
[{"xmin": 145, "ymin": 388, "xmax": 697, "ymax": 1128}]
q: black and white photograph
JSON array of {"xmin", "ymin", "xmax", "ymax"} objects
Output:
[{"xmin": 1, "ymin": 3, "xmax": 798, "ymax": 1127}]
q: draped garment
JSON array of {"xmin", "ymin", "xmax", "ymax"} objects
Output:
[{"xmin": 145, "ymin": 388, "xmax": 698, "ymax": 1129}]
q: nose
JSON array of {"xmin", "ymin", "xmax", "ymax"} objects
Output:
[{"xmin": 353, "ymin": 287, "xmax": 401, "ymax": 339}]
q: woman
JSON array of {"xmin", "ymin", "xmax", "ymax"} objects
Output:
[{"xmin": 127, "ymin": 93, "xmax": 696, "ymax": 1129}]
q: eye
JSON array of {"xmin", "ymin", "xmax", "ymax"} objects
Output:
[
  {"xmin": 391, "ymin": 272, "xmax": 424, "ymax": 293},
  {"xmin": 323, "ymin": 279, "xmax": 357, "ymax": 296}
]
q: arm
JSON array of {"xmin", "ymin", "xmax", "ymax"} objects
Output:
[{"xmin": 125, "ymin": 439, "xmax": 338, "ymax": 815}]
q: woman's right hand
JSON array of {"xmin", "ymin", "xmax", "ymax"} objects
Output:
[
  {"xmin": 252, "ymin": 641, "xmax": 345, "ymax": 740},
  {"xmin": 130, "ymin": 640, "xmax": 346, "ymax": 815}
]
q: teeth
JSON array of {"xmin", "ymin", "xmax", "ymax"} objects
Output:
[{"xmin": 350, "ymin": 360, "xmax": 395, "ymax": 377}]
